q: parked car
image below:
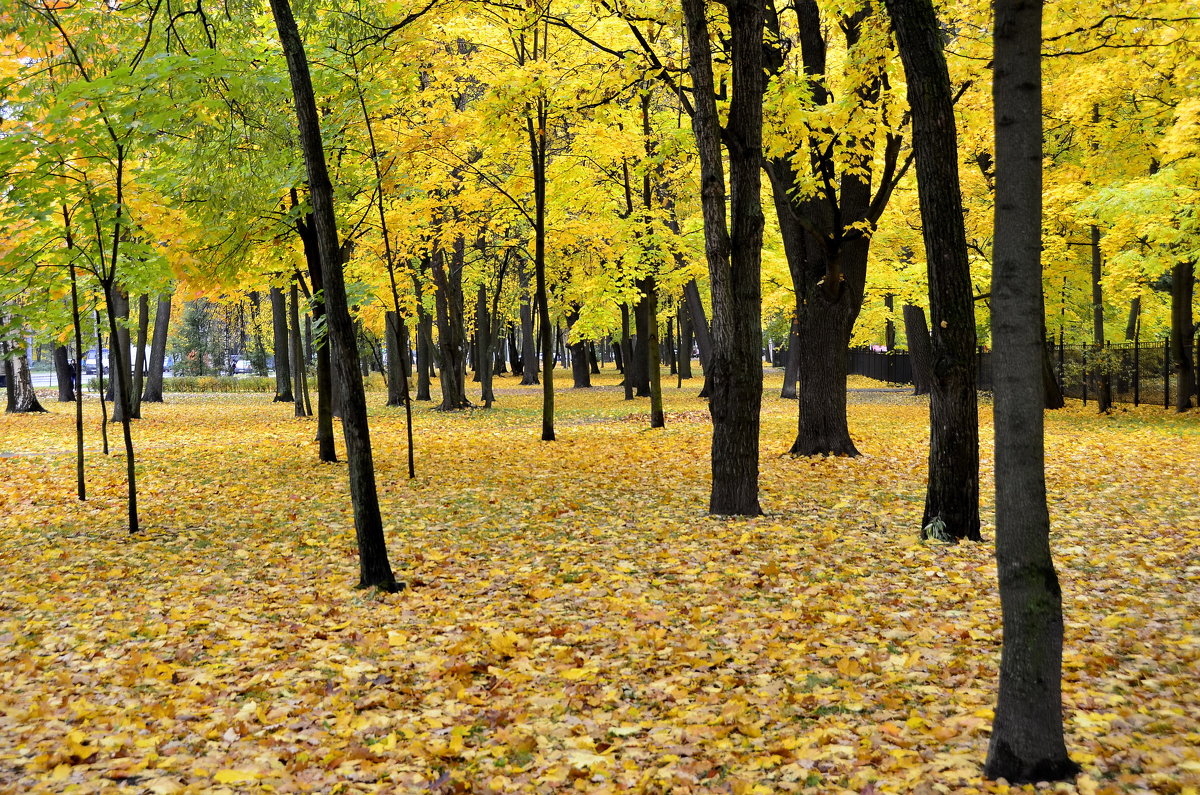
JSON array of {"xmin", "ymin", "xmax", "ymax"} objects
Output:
[
  {"xmin": 83, "ymin": 350, "xmax": 108, "ymax": 375},
  {"xmin": 233, "ymin": 358, "xmax": 253, "ymax": 375}
]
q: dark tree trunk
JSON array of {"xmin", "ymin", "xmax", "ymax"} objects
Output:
[
  {"xmin": 54, "ymin": 345, "xmax": 75, "ymax": 402},
  {"xmin": 68, "ymin": 247, "xmax": 86, "ymax": 499},
  {"xmin": 620, "ymin": 304, "xmax": 634, "ymax": 401},
  {"xmin": 508, "ymin": 324, "xmax": 521, "ymax": 376},
  {"xmin": 109, "ymin": 288, "xmax": 134, "ymax": 422},
  {"xmin": 518, "ymin": 259, "xmax": 538, "ymax": 385},
  {"xmin": 645, "ymin": 280, "xmax": 665, "ymax": 427},
  {"xmin": 632, "ymin": 285, "xmax": 652, "ymax": 396},
  {"xmin": 142, "ymin": 295, "xmax": 171, "ymax": 403},
  {"xmin": 1090, "ymin": 225, "xmax": 1112, "ymax": 412},
  {"xmin": 477, "ymin": 284, "xmax": 498, "ymax": 406},
  {"xmin": 1171, "ymin": 260, "xmax": 1195, "ymax": 411},
  {"xmin": 885, "ymin": 293, "xmax": 897, "ymax": 349},
  {"xmin": 416, "ymin": 308, "xmax": 434, "ymax": 400},
  {"xmin": 289, "ymin": 284, "xmax": 310, "ymax": 417},
  {"xmin": 271, "ymin": 0, "xmax": 399, "ymax": 591},
  {"xmin": 885, "ymin": 0, "xmax": 980, "ymax": 541},
  {"xmin": 589, "ymin": 342, "xmax": 600, "ymax": 374},
  {"xmin": 386, "ymin": 311, "xmax": 408, "ymax": 407},
  {"xmin": 791, "ymin": 291, "xmax": 859, "ymax": 456},
  {"xmin": 665, "ymin": 317, "xmax": 676, "ymax": 374},
  {"xmin": 678, "ymin": 304, "xmax": 694, "ymax": 379},
  {"xmin": 1124, "ymin": 295, "xmax": 1141, "ymax": 341},
  {"xmin": 569, "ymin": 339, "xmax": 591, "ymax": 388},
  {"xmin": 431, "ymin": 243, "xmax": 470, "ymax": 410},
  {"xmin": 298, "ymin": 221, "xmax": 337, "ymax": 459},
  {"xmin": 271, "ymin": 285, "xmax": 294, "ymax": 402},
  {"xmin": 683, "ymin": 0, "xmax": 766, "ymax": 514},
  {"xmin": 1041, "ymin": 332, "xmax": 1065, "ymax": 409},
  {"xmin": 131, "ymin": 293, "xmax": 149, "ymax": 418},
  {"xmin": 780, "ymin": 313, "xmax": 800, "ymax": 399},
  {"xmin": 984, "ymin": 0, "xmax": 1078, "ymax": 780},
  {"xmin": 904, "ymin": 304, "xmax": 933, "ymax": 395}
]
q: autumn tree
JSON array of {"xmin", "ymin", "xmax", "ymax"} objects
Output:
[{"xmin": 984, "ymin": 0, "xmax": 1079, "ymax": 780}]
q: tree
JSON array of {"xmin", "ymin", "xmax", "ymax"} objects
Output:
[
  {"xmin": 682, "ymin": 0, "xmax": 768, "ymax": 515},
  {"xmin": 884, "ymin": 0, "xmax": 981, "ymax": 542},
  {"xmin": 985, "ymin": 0, "xmax": 1079, "ymax": 781},
  {"xmin": 269, "ymin": 0, "xmax": 400, "ymax": 592}
]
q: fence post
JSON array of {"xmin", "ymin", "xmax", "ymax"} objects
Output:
[
  {"xmin": 1164, "ymin": 338, "xmax": 1170, "ymax": 409},
  {"xmin": 1133, "ymin": 334, "xmax": 1140, "ymax": 407}
]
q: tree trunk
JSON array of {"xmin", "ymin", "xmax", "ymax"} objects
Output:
[
  {"xmin": 298, "ymin": 222, "xmax": 337, "ymax": 459},
  {"xmin": 645, "ymin": 280, "xmax": 665, "ymax": 427},
  {"xmin": 904, "ymin": 304, "xmax": 933, "ymax": 395},
  {"xmin": 5, "ymin": 342, "xmax": 46, "ymax": 413},
  {"xmin": 289, "ymin": 284, "xmax": 310, "ymax": 417},
  {"xmin": 780, "ymin": 313, "xmax": 800, "ymax": 399},
  {"xmin": 1042, "ymin": 333, "xmax": 1065, "ymax": 409},
  {"xmin": 271, "ymin": 0, "xmax": 399, "ymax": 591},
  {"xmin": 54, "ymin": 345, "xmax": 75, "ymax": 402},
  {"xmin": 508, "ymin": 323, "xmax": 522, "ymax": 377},
  {"xmin": 518, "ymin": 259, "xmax": 538, "ymax": 385},
  {"xmin": 271, "ymin": 285, "xmax": 294, "ymax": 402},
  {"xmin": 678, "ymin": 303, "xmax": 694, "ymax": 380},
  {"xmin": 632, "ymin": 284, "xmax": 652, "ymax": 396},
  {"xmin": 984, "ymin": 0, "xmax": 1078, "ymax": 780},
  {"xmin": 792, "ymin": 292, "xmax": 859, "ymax": 455},
  {"xmin": 131, "ymin": 293, "xmax": 149, "ymax": 418},
  {"xmin": 1090, "ymin": 225, "xmax": 1112, "ymax": 412},
  {"xmin": 885, "ymin": 0, "xmax": 981, "ymax": 541},
  {"xmin": 109, "ymin": 288, "xmax": 134, "ymax": 422},
  {"xmin": 431, "ymin": 244, "xmax": 470, "ymax": 410},
  {"xmin": 1123, "ymin": 295, "xmax": 1141, "ymax": 341},
  {"xmin": 1171, "ymin": 260, "xmax": 1195, "ymax": 411},
  {"xmin": 683, "ymin": 0, "xmax": 766, "ymax": 514},
  {"xmin": 142, "ymin": 295, "xmax": 171, "ymax": 403},
  {"xmin": 620, "ymin": 304, "xmax": 634, "ymax": 401},
  {"xmin": 416, "ymin": 308, "xmax": 434, "ymax": 400},
  {"xmin": 386, "ymin": 311, "xmax": 407, "ymax": 407}
]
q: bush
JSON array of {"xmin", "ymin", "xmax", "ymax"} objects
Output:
[{"xmin": 162, "ymin": 376, "xmax": 276, "ymax": 393}]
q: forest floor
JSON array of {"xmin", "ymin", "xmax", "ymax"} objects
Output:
[{"xmin": 1, "ymin": 371, "xmax": 1197, "ymax": 794}]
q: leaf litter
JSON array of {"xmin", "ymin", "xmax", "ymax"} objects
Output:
[{"xmin": 0, "ymin": 374, "xmax": 1197, "ymax": 794}]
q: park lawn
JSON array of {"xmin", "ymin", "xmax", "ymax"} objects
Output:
[{"xmin": 0, "ymin": 372, "xmax": 1197, "ymax": 794}]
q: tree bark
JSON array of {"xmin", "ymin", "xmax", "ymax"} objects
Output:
[
  {"xmin": 885, "ymin": 0, "xmax": 980, "ymax": 541},
  {"xmin": 431, "ymin": 243, "xmax": 470, "ymax": 410},
  {"xmin": 271, "ymin": 0, "xmax": 399, "ymax": 591},
  {"xmin": 54, "ymin": 345, "xmax": 75, "ymax": 402},
  {"xmin": 620, "ymin": 304, "xmax": 634, "ymax": 401},
  {"xmin": 1091, "ymin": 225, "xmax": 1112, "ymax": 412},
  {"xmin": 780, "ymin": 313, "xmax": 800, "ymax": 399},
  {"xmin": 142, "ymin": 295, "xmax": 171, "ymax": 403},
  {"xmin": 1170, "ymin": 260, "xmax": 1195, "ymax": 411},
  {"xmin": 985, "ymin": 0, "xmax": 1078, "ymax": 780},
  {"xmin": 109, "ymin": 287, "xmax": 135, "ymax": 422},
  {"xmin": 131, "ymin": 293, "xmax": 149, "ymax": 418},
  {"xmin": 5, "ymin": 341, "xmax": 46, "ymax": 413},
  {"xmin": 297, "ymin": 224, "xmax": 337, "ymax": 459},
  {"xmin": 518, "ymin": 258, "xmax": 538, "ymax": 385},
  {"xmin": 289, "ymin": 284, "xmax": 311, "ymax": 417},
  {"xmin": 683, "ymin": 0, "xmax": 766, "ymax": 514},
  {"xmin": 386, "ymin": 311, "xmax": 408, "ymax": 407},
  {"xmin": 271, "ymin": 285, "xmax": 294, "ymax": 402},
  {"xmin": 904, "ymin": 304, "xmax": 933, "ymax": 395}
]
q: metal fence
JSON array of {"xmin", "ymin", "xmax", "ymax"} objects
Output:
[{"xmin": 848, "ymin": 338, "xmax": 1198, "ymax": 408}]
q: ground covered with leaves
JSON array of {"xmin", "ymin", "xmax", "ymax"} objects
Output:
[{"xmin": 1, "ymin": 373, "xmax": 1197, "ymax": 794}]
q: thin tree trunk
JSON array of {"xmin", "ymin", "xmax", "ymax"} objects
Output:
[
  {"xmin": 678, "ymin": 303, "xmax": 694, "ymax": 380},
  {"xmin": 430, "ymin": 244, "xmax": 470, "ymax": 410},
  {"xmin": 68, "ymin": 243, "xmax": 86, "ymax": 499},
  {"xmin": 885, "ymin": 0, "xmax": 980, "ymax": 541},
  {"xmin": 1171, "ymin": 260, "xmax": 1195, "ymax": 411},
  {"xmin": 109, "ymin": 288, "xmax": 133, "ymax": 422},
  {"xmin": 271, "ymin": 285, "xmax": 294, "ymax": 402},
  {"xmin": 386, "ymin": 311, "xmax": 407, "ymax": 407},
  {"xmin": 904, "ymin": 304, "xmax": 933, "ymax": 395},
  {"xmin": 54, "ymin": 345, "xmax": 75, "ymax": 402},
  {"xmin": 271, "ymin": 0, "xmax": 399, "ymax": 591},
  {"xmin": 985, "ymin": 0, "xmax": 1078, "ymax": 779},
  {"xmin": 131, "ymin": 293, "xmax": 149, "ymax": 417},
  {"xmin": 142, "ymin": 295, "xmax": 171, "ymax": 403},
  {"xmin": 780, "ymin": 313, "xmax": 800, "ymax": 399},
  {"xmin": 289, "ymin": 284, "xmax": 310, "ymax": 417},
  {"xmin": 1123, "ymin": 296, "xmax": 1141, "ymax": 341},
  {"xmin": 620, "ymin": 304, "xmax": 634, "ymax": 401},
  {"xmin": 1091, "ymin": 225, "xmax": 1112, "ymax": 412}
]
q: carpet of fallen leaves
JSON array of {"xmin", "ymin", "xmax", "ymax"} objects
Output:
[{"xmin": 1, "ymin": 371, "xmax": 1197, "ymax": 795}]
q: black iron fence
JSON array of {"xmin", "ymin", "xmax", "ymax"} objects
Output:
[{"xmin": 847, "ymin": 338, "xmax": 1198, "ymax": 408}]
